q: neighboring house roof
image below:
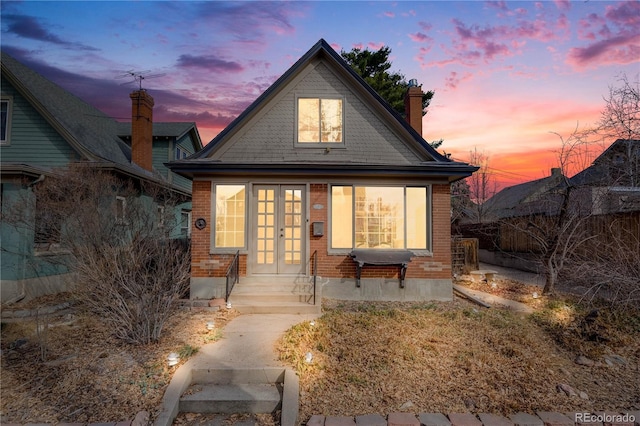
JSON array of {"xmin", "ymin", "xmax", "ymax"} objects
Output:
[
  {"xmin": 571, "ymin": 139, "xmax": 640, "ymax": 187},
  {"xmin": 116, "ymin": 122, "xmax": 203, "ymax": 147},
  {"xmin": 483, "ymin": 168, "xmax": 566, "ymax": 220},
  {"xmin": 1, "ymin": 51, "xmax": 199, "ymax": 194},
  {"xmin": 168, "ymin": 39, "xmax": 476, "ymax": 182}
]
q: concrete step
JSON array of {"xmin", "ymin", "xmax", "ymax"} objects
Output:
[
  {"xmin": 230, "ymin": 300, "xmax": 321, "ymax": 315},
  {"xmin": 179, "ymin": 383, "xmax": 281, "ymax": 414},
  {"xmin": 230, "ymin": 292, "xmax": 314, "ymax": 303}
]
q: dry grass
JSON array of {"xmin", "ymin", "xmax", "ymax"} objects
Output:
[
  {"xmin": 0, "ymin": 295, "xmax": 238, "ymax": 423},
  {"xmin": 278, "ymin": 288, "xmax": 640, "ymax": 421}
]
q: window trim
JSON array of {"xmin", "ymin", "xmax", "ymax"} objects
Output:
[
  {"xmin": 1, "ymin": 96, "xmax": 12, "ymax": 145},
  {"xmin": 180, "ymin": 209, "xmax": 192, "ymax": 237},
  {"xmin": 295, "ymin": 95, "xmax": 345, "ymax": 148},
  {"xmin": 212, "ymin": 183, "xmax": 248, "ymax": 251},
  {"xmin": 328, "ymin": 184, "xmax": 433, "ymax": 254}
]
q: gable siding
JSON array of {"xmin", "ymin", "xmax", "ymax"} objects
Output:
[
  {"xmin": 171, "ymin": 134, "xmax": 195, "ymax": 191},
  {"xmin": 0, "ymin": 83, "xmax": 77, "ymax": 167},
  {"xmin": 214, "ymin": 63, "xmax": 424, "ymax": 165},
  {"xmin": 152, "ymin": 139, "xmax": 171, "ymax": 180}
]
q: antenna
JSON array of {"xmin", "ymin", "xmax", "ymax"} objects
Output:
[{"xmin": 116, "ymin": 69, "xmax": 165, "ymax": 90}]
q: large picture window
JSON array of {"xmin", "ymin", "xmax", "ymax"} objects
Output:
[
  {"xmin": 297, "ymin": 98, "xmax": 343, "ymax": 144},
  {"xmin": 331, "ymin": 185, "xmax": 429, "ymax": 250},
  {"xmin": 214, "ymin": 184, "xmax": 246, "ymax": 248}
]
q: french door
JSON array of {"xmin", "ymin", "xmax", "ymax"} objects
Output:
[{"xmin": 251, "ymin": 185, "xmax": 305, "ymax": 274}]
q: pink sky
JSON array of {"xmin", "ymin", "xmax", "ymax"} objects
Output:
[{"xmin": 1, "ymin": 0, "xmax": 638, "ymax": 192}]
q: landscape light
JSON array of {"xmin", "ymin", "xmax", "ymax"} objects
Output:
[
  {"xmin": 305, "ymin": 352, "xmax": 313, "ymax": 363},
  {"xmin": 532, "ymin": 292, "xmax": 539, "ymax": 299},
  {"xmin": 310, "ymin": 321, "xmax": 316, "ymax": 327},
  {"xmin": 206, "ymin": 321, "xmax": 215, "ymax": 330},
  {"xmin": 226, "ymin": 301, "xmax": 232, "ymax": 309},
  {"xmin": 167, "ymin": 352, "xmax": 180, "ymax": 367}
]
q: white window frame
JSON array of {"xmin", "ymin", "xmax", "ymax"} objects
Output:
[
  {"xmin": 1, "ymin": 96, "xmax": 12, "ymax": 145},
  {"xmin": 212, "ymin": 183, "xmax": 247, "ymax": 251},
  {"xmin": 181, "ymin": 210, "xmax": 191, "ymax": 237},
  {"xmin": 329, "ymin": 184, "xmax": 432, "ymax": 254},
  {"xmin": 115, "ymin": 196, "xmax": 127, "ymax": 224},
  {"xmin": 176, "ymin": 145, "xmax": 190, "ymax": 160},
  {"xmin": 295, "ymin": 95, "xmax": 345, "ymax": 147}
]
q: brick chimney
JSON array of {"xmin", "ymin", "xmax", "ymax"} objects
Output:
[
  {"xmin": 130, "ymin": 89, "xmax": 154, "ymax": 172},
  {"xmin": 404, "ymin": 79, "xmax": 423, "ymax": 137}
]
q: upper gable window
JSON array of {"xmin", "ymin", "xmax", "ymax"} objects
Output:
[
  {"xmin": 1, "ymin": 97, "xmax": 12, "ymax": 145},
  {"xmin": 297, "ymin": 97, "xmax": 343, "ymax": 145}
]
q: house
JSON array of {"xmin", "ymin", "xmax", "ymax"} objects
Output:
[
  {"xmin": 570, "ymin": 139, "xmax": 640, "ymax": 214},
  {"xmin": 0, "ymin": 51, "xmax": 203, "ymax": 304},
  {"xmin": 462, "ymin": 139, "xmax": 640, "ymax": 271},
  {"xmin": 167, "ymin": 39, "xmax": 477, "ymax": 306}
]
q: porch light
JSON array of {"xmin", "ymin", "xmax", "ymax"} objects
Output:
[
  {"xmin": 167, "ymin": 352, "xmax": 180, "ymax": 367},
  {"xmin": 206, "ymin": 321, "xmax": 215, "ymax": 331},
  {"xmin": 305, "ymin": 352, "xmax": 313, "ymax": 364}
]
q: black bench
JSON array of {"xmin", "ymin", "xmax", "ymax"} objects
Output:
[{"xmin": 349, "ymin": 249, "xmax": 414, "ymax": 288}]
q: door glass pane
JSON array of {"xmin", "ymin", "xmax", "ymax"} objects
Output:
[
  {"xmin": 283, "ymin": 189, "xmax": 302, "ymax": 265},
  {"xmin": 256, "ymin": 189, "xmax": 275, "ymax": 264},
  {"xmin": 215, "ymin": 185, "xmax": 245, "ymax": 248}
]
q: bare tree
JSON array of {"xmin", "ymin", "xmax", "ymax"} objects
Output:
[
  {"xmin": 467, "ymin": 148, "xmax": 497, "ymax": 223},
  {"xmin": 597, "ymin": 73, "xmax": 639, "ymax": 142},
  {"xmin": 2, "ymin": 165, "xmax": 191, "ymax": 344}
]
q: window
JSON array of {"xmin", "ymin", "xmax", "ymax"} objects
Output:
[
  {"xmin": 115, "ymin": 196, "xmax": 126, "ymax": 224},
  {"xmin": 1, "ymin": 97, "xmax": 11, "ymax": 145},
  {"xmin": 331, "ymin": 185, "xmax": 430, "ymax": 250},
  {"xmin": 297, "ymin": 97, "xmax": 343, "ymax": 144},
  {"xmin": 176, "ymin": 146, "xmax": 189, "ymax": 159},
  {"xmin": 181, "ymin": 210, "xmax": 191, "ymax": 236},
  {"xmin": 214, "ymin": 184, "xmax": 246, "ymax": 248},
  {"xmin": 34, "ymin": 197, "xmax": 61, "ymax": 248},
  {"xmin": 156, "ymin": 205, "xmax": 165, "ymax": 228}
]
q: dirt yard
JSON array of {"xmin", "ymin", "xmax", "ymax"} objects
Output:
[{"xmin": 1, "ymin": 277, "xmax": 639, "ymax": 424}]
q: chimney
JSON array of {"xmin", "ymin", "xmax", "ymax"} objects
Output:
[
  {"xmin": 404, "ymin": 79, "xmax": 423, "ymax": 136},
  {"xmin": 130, "ymin": 89, "xmax": 154, "ymax": 172},
  {"xmin": 551, "ymin": 167, "xmax": 562, "ymax": 177}
]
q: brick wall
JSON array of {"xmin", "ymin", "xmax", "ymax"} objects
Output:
[
  {"xmin": 130, "ymin": 90, "xmax": 154, "ymax": 172},
  {"xmin": 191, "ymin": 182, "xmax": 452, "ymax": 280},
  {"xmin": 308, "ymin": 183, "xmax": 452, "ymax": 280}
]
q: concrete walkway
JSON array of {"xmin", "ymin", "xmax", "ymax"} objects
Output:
[
  {"xmin": 478, "ymin": 262, "xmax": 545, "ymax": 288},
  {"xmin": 154, "ymin": 313, "xmax": 320, "ymax": 426}
]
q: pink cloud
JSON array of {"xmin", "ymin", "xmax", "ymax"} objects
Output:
[
  {"xmin": 409, "ymin": 32, "xmax": 432, "ymax": 43},
  {"xmin": 444, "ymin": 71, "xmax": 474, "ymax": 90},
  {"xmin": 553, "ymin": 0, "xmax": 571, "ymax": 12},
  {"xmin": 367, "ymin": 41, "xmax": 385, "ymax": 50},
  {"xmin": 566, "ymin": 0, "xmax": 640, "ymax": 69},
  {"xmin": 383, "ymin": 11, "xmax": 395, "ymax": 18}
]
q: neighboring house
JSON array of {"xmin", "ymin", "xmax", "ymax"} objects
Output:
[
  {"xmin": 167, "ymin": 39, "xmax": 477, "ymax": 304},
  {"xmin": 1, "ymin": 51, "xmax": 202, "ymax": 303},
  {"xmin": 462, "ymin": 139, "xmax": 640, "ymax": 270},
  {"xmin": 570, "ymin": 139, "xmax": 640, "ymax": 214}
]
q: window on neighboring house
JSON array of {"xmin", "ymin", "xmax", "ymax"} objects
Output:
[
  {"xmin": 176, "ymin": 146, "xmax": 189, "ymax": 160},
  {"xmin": 156, "ymin": 205, "xmax": 165, "ymax": 228},
  {"xmin": 214, "ymin": 184, "xmax": 246, "ymax": 248},
  {"xmin": 297, "ymin": 97, "xmax": 343, "ymax": 144},
  {"xmin": 1, "ymin": 97, "xmax": 11, "ymax": 145},
  {"xmin": 181, "ymin": 210, "xmax": 191, "ymax": 236},
  {"xmin": 115, "ymin": 196, "xmax": 126, "ymax": 224},
  {"xmin": 331, "ymin": 185, "xmax": 430, "ymax": 250}
]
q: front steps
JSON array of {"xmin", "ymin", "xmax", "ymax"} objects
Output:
[
  {"xmin": 228, "ymin": 277, "xmax": 321, "ymax": 314},
  {"xmin": 168, "ymin": 368, "xmax": 299, "ymax": 426}
]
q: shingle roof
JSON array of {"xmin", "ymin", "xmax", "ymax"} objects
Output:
[
  {"xmin": 1, "ymin": 51, "xmax": 134, "ymax": 168},
  {"xmin": 170, "ymin": 39, "xmax": 476, "ymax": 181}
]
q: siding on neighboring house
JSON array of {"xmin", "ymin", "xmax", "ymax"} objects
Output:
[
  {"xmin": 172, "ymin": 134, "xmax": 196, "ymax": 191},
  {"xmin": 0, "ymin": 84, "xmax": 77, "ymax": 167}
]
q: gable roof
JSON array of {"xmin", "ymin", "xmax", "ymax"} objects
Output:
[
  {"xmin": 570, "ymin": 139, "xmax": 640, "ymax": 187},
  {"xmin": 168, "ymin": 39, "xmax": 477, "ymax": 182},
  {"xmin": 1, "ymin": 51, "xmax": 199, "ymax": 194},
  {"xmin": 1, "ymin": 51, "xmax": 133, "ymax": 168},
  {"xmin": 116, "ymin": 122, "xmax": 203, "ymax": 151},
  {"xmin": 483, "ymin": 169, "xmax": 565, "ymax": 219}
]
